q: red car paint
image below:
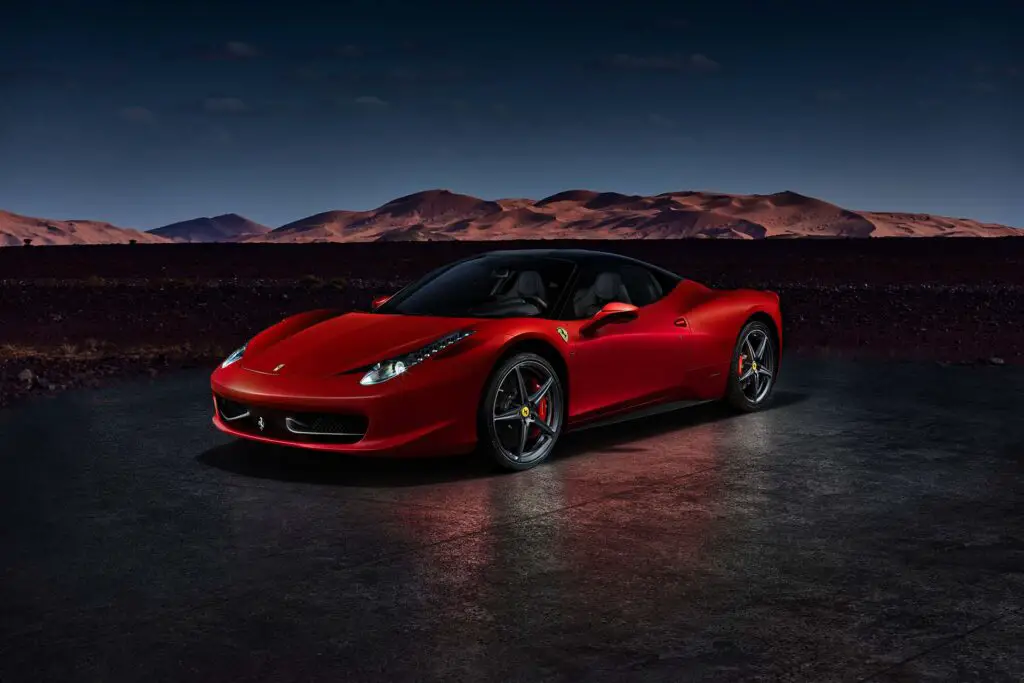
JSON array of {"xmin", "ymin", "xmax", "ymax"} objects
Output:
[{"xmin": 211, "ymin": 251, "xmax": 782, "ymax": 458}]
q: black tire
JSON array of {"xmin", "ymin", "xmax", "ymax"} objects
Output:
[
  {"xmin": 477, "ymin": 352, "xmax": 565, "ymax": 472},
  {"xmin": 724, "ymin": 320, "xmax": 778, "ymax": 412}
]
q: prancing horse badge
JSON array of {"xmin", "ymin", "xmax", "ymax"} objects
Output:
[{"xmin": 556, "ymin": 327, "xmax": 569, "ymax": 343}]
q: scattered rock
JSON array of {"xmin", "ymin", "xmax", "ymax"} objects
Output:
[
  {"xmin": 17, "ymin": 369, "xmax": 34, "ymax": 384},
  {"xmin": 989, "ymin": 357, "xmax": 1005, "ymax": 366}
]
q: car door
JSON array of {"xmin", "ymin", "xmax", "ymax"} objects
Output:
[{"xmin": 563, "ymin": 262, "xmax": 690, "ymax": 423}]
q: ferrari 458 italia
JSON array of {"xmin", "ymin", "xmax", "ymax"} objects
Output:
[{"xmin": 211, "ymin": 249, "xmax": 783, "ymax": 471}]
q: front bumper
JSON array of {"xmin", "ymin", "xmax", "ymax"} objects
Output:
[{"xmin": 210, "ymin": 362, "xmax": 482, "ymax": 457}]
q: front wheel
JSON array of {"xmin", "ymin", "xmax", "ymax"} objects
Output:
[
  {"xmin": 724, "ymin": 321, "xmax": 778, "ymax": 412},
  {"xmin": 478, "ymin": 352, "xmax": 565, "ymax": 471}
]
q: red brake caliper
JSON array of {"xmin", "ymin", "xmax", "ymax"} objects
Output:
[
  {"xmin": 530, "ymin": 377, "xmax": 548, "ymax": 437},
  {"xmin": 738, "ymin": 354, "xmax": 746, "ymax": 376}
]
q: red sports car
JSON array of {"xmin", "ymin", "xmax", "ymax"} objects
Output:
[{"xmin": 211, "ymin": 249, "xmax": 782, "ymax": 471}]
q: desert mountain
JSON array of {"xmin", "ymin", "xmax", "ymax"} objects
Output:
[
  {"xmin": 0, "ymin": 210, "xmax": 171, "ymax": 247},
  {"xmin": 150, "ymin": 213, "xmax": 271, "ymax": 242},
  {"xmin": 248, "ymin": 189, "xmax": 1021, "ymax": 242},
  {"xmin": 2, "ymin": 189, "xmax": 1019, "ymax": 247}
]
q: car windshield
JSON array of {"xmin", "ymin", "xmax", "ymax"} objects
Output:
[{"xmin": 377, "ymin": 256, "xmax": 576, "ymax": 318}]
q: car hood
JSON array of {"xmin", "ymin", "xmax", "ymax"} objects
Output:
[{"xmin": 241, "ymin": 312, "xmax": 480, "ymax": 378}]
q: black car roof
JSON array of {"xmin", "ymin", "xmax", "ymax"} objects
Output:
[{"xmin": 476, "ymin": 248, "xmax": 682, "ymax": 280}]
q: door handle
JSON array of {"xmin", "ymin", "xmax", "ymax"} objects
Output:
[{"xmin": 674, "ymin": 316, "xmax": 688, "ymax": 327}]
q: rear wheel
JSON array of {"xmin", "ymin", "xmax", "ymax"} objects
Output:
[
  {"xmin": 478, "ymin": 352, "xmax": 564, "ymax": 471},
  {"xmin": 724, "ymin": 321, "xmax": 778, "ymax": 412}
]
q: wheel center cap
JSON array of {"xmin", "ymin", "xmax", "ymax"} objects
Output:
[
  {"xmin": 752, "ymin": 361, "xmax": 758, "ymax": 371},
  {"xmin": 520, "ymin": 405, "xmax": 531, "ymax": 418}
]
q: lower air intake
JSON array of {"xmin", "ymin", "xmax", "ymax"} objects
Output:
[{"xmin": 215, "ymin": 395, "xmax": 368, "ymax": 444}]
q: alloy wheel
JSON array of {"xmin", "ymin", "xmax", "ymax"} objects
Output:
[
  {"xmin": 737, "ymin": 327, "xmax": 775, "ymax": 404},
  {"xmin": 491, "ymin": 359, "xmax": 563, "ymax": 464}
]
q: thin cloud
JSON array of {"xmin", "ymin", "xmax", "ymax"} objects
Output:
[
  {"xmin": 688, "ymin": 54, "xmax": 721, "ymax": 73},
  {"xmin": 605, "ymin": 54, "xmax": 686, "ymax": 70},
  {"xmin": 600, "ymin": 53, "xmax": 721, "ymax": 73},
  {"xmin": 816, "ymin": 88, "xmax": 849, "ymax": 103},
  {"xmin": 293, "ymin": 65, "xmax": 328, "ymax": 83},
  {"xmin": 388, "ymin": 65, "xmax": 466, "ymax": 82},
  {"xmin": 200, "ymin": 126, "xmax": 234, "ymax": 145},
  {"xmin": 276, "ymin": 44, "xmax": 364, "ymax": 60},
  {"xmin": 648, "ymin": 113, "xmax": 675, "ymax": 127},
  {"xmin": 203, "ymin": 97, "xmax": 249, "ymax": 113},
  {"xmin": 396, "ymin": 40, "xmax": 455, "ymax": 59},
  {"xmin": 169, "ymin": 41, "xmax": 261, "ymax": 61},
  {"xmin": 0, "ymin": 66, "xmax": 71, "ymax": 89},
  {"xmin": 118, "ymin": 106, "xmax": 156, "ymax": 123},
  {"xmin": 353, "ymin": 95, "xmax": 388, "ymax": 107},
  {"xmin": 224, "ymin": 41, "xmax": 260, "ymax": 58}
]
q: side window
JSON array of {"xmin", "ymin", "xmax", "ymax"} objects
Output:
[
  {"xmin": 565, "ymin": 262, "xmax": 666, "ymax": 320},
  {"xmin": 617, "ymin": 264, "xmax": 664, "ymax": 307}
]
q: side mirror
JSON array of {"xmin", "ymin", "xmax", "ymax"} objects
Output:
[
  {"xmin": 371, "ymin": 295, "xmax": 391, "ymax": 310},
  {"xmin": 580, "ymin": 302, "xmax": 639, "ymax": 336}
]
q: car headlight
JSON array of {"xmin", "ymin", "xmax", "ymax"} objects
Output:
[
  {"xmin": 359, "ymin": 329, "xmax": 474, "ymax": 385},
  {"xmin": 221, "ymin": 344, "xmax": 247, "ymax": 368}
]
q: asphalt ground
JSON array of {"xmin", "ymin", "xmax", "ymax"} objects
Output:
[{"xmin": 1, "ymin": 355, "xmax": 1022, "ymax": 681}]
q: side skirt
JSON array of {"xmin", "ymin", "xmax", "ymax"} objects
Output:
[{"xmin": 566, "ymin": 399, "xmax": 715, "ymax": 433}]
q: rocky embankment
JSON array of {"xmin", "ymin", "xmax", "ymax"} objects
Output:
[{"xmin": 2, "ymin": 240, "xmax": 1022, "ymax": 408}]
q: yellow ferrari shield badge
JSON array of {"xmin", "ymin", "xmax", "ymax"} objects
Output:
[{"xmin": 556, "ymin": 327, "xmax": 569, "ymax": 343}]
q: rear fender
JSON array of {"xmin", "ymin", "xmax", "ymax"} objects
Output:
[{"xmin": 682, "ymin": 289, "xmax": 782, "ymax": 396}]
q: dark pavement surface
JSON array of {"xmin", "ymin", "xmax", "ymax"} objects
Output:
[{"xmin": 1, "ymin": 356, "xmax": 1022, "ymax": 682}]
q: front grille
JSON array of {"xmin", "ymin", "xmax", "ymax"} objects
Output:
[{"xmin": 215, "ymin": 395, "xmax": 367, "ymax": 444}]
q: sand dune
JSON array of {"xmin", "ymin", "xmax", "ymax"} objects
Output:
[
  {"xmin": 251, "ymin": 188, "xmax": 1021, "ymax": 242},
  {"xmin": 2, "ymin": 189, "xmax": 1019, "ymax": 247},
  {"xmin": 0, "ymin": 210, "xmax": 171, "ymax": 247},
  {"xmin": 860, "ymin": 211, "xmax": 1020, "ymax": 237},
  {"xmin": 150, "ymin": 213, "xmax": 270, "ymax": 242}
]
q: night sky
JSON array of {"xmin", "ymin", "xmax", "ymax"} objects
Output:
[{"xmin": 1, "ymin": 0, "xmax": 1021, "ymax": 229}]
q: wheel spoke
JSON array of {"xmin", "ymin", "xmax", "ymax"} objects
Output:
[
  {"xmin": 739, "ymin": 367, "xmax": 755, "ymax": 382},
  {"xmin": 757, "ymin": 367, "xmax": 773, "ymax": 379},
  {"xmin": 517, "ymin": 420, "xmax": 529, "ymax": 457},
  {"xmin": 752, "ymin": 371, "xmax": 761, "ymax": 395},
  {"xmin": 514, "ymin": 365, "xmax": 528, "ymax": 403},
  {"xmin": 754, "ymin": 334, "xmax": 768, "ymax": 360},
  {"xmin": 494, "ymin": 408, "xmax": 521, "ymax": 422},
  {"xmin": 531, "ymin": 417, "xmax": 555, "ymax": 436},
  {"xmin": 745, "ymin": 338, "xmax": 757, "ymax": 360},
  {"xmin": 528, "ymin": 376, "xmax": 554, "ymax": 404}
]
